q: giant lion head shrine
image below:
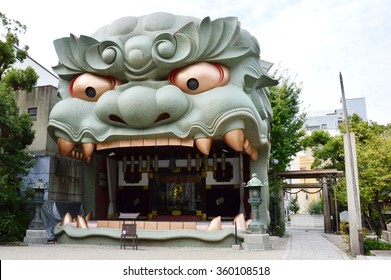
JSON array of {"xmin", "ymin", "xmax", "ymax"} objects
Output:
[{"xmin": 46, "ymin": 12, "xmax": 278, "ymax": 247}]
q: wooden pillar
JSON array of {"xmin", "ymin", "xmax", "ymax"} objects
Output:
[
  {"xmin": 238, "ymin": 154, "xmax": 245, "ymax": 217},
  {"xmin": 279, "ymin": 189, "xmax": 285, "ymax": 227},
  {"xmin": 322, "ymin": 176, "xmax": 332, "ymax": 233}
]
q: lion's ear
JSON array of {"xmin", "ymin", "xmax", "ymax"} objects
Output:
[
  {"xmin": 244, "ymin": 74, "xmax": 278, "ymax": 90},
  {"xmin": 243, "ymin": 74, "xmax": 275, "ymax": 121}
]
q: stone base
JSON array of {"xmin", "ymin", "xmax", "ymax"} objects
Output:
[
  {"xmin": 241, "ymin": 233, "xmax": 272, "ymax": 251},
  {"xmin": 24, "ymin": 230, "xmax": 47, "ymax": 244},
  {"xmin": 382, "ymin": 230, "xmax": 391, "ymax": 242},
  {"xmin": 384, "ymin": 223, "xmax": 391, "ymax": 243},
  {"xmin": 232, "ymin": 244, "xmax": 241, "ymax": 251}
]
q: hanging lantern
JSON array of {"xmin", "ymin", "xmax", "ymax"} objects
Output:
[
  {"xmin": 138, "ymin": 155, "xmax": 142, "ymax": 172},
  {"xmin": 146, "ymin": 155, "xmax": 151, "ymax": 172},
  {"xmin": 201, "ymin": 155, "xmax": 208, "ymax": 177},
  {"xmin": 195, "ymin": 154, "xmax": 200, "ymax": 172},
  {"xmin": 187, "ymin": 154, "xmax": 192, "ymax": 172},
  {"xmin": 168, "ymin": 154, "xmax": 180, "ymax": 173},
  {"xmin": 122, "ymin": 156, "xmax": 127, "ymax": 173},
  {"xmin": 203, "ymin": 155, "xmax": 208, "ymax": 171},
  {"xmin": 221, "ymin": 152, "xmax": 226, "ymax": 171},
  {"xmin": 130, "ymin": 155, "xmax": 135, "ymax": 172},
  {"xmin": 154, "ymin": 155, "xmax": 159, "ymax": 172}
]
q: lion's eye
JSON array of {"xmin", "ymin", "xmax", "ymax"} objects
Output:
[
  {"xmin": 69, "ymin": 73, "xmax": 120, "ymax": 101},
  {"xmin": 169, "ymin": 62, "xmax": 230, "ymax": 94}
]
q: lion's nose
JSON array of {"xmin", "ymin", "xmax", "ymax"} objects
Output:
[{"xmin": 117, "ymin": 85, "xmax": 189, "ymax": 128}]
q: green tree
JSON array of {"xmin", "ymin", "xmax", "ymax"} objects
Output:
[
  {"xmin": 269, "ymin": 73, "xmax": 306, "ymax": 170},
  {"xmin": 302, "ymin": 114, "xmax": 391, "ymax": 236},
  {"xmin": 353, "ymin": 123, "xmax": 391, "ymax": 234},
  {"xmin": 0, "ymin": 12, "xmax": 36, "ymax": 242},
  {"xmin": 0, "ymin": 12, "xmax": 38, "ymax": 91},
  {"xmin": 308, "ymin": 199, "xmax": 323, "ymax": 215},
  {"xmin": 301, "ymin": 130, "xmax": 345, "ymax": 170},
  {"xmin": 0, "ymin": 185, "xmax": 33, "ymax": 242},
  {"xmin": 289, "ymin": 196, "xmax": 300, "ymax": 214},
  {"xmin": 0, "ymin": 83, "xmax": 35, "ymax": 188},
  {"xmin": 268, "ymin": 70, "xmax": 306, "ymax": 235},
  {"xmin": 2, "ymin": 66, "xmax": 38, "ymax": 92},
  {"xmin": 338, "ymin": 116, "xmax": 390, "ymax": 235}
]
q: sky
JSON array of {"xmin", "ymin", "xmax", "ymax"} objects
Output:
[{"xmin": 2, "ymin": 0, "xmax": 390, "ymax": 124}]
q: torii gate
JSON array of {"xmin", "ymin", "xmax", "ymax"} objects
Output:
[{"xmin": 276, "ymin": 169, "xmax": 343, "ymax": 233}]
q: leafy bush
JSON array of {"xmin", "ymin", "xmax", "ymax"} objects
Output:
[
  {"xmin": 269, "ymin": 193, "xmax": 286, "ymax": 237},
  {"xmin": 308, "ymin": 199, "xmax": 323, "ymax": 215},
  {"xmin": 289, "ymin": 196, "xmax": 300, "ymax": 214},
  {"xmin": 363, "ymin": 238, "xmax": 391, "ymax": 255},
  {"xmin": 0, "ymin": 187, "xmax": 33, "ymax": 243},
  {"xmin": 339, "ymin": 221, "xmax": 350, "ymax": 250}
]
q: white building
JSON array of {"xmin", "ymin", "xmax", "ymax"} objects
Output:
[{"xmin": 305, "ymin": 98, "xmax": 367, "ymax": 135}]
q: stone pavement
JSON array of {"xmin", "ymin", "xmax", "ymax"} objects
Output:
[
  {"xmin": 0, "ymin": 226, "xmax": 389, "ymax": 260},
  {"xmin": 282, "ymin": 227, "xmax": 350, "ymax": 260}
]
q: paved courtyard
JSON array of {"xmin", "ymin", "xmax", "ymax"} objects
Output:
[
  {"xmin": 0, "ymin": 227, "xmax": 364, "ymax": 260},
  {"xmin": 2, "ymin": 227, "xmax": 389, "ymax": 280}
]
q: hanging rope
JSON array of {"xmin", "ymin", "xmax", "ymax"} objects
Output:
[
  {"xmin": 284, "ymin": 188, "xmax": 322, "ymax": 195},
  {"xmin": 284, "ymin": 189, "xmax": 301, "ymax": 194}
]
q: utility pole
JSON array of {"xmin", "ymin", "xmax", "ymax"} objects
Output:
[
  {"xmin": 271, "ymin": 159, "xmax": 279, "ymax": 235},
  {"xmin": 339, "ymin": 72, "xmax": 364, "ymax": 256}
]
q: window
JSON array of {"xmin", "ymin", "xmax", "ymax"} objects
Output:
[
  {"xmin": 321, "ymin": 124, "xmax": 327, "ymax": 130},
  {"xmin": 337, "ymin": 120, "xmax": 343, "ymax": 126},
  {"xmin": 28, "ymin": 107, "xmax": 37, "ymax": 120},
  {"xmin": 307, "ymin": 125, "xmax": 320, "ymax": 131}
]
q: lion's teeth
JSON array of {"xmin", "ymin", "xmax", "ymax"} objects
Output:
[
  {"xmin": 244, "ymin": 139, "xmax": 258, "ymax": 161},
  {"xmin": 58, "ymin": 134, "xmax": 260, "ymax": 163},
  {"xmin": 58, "ymin": 138, "xmax": 75, "ymax": 157},
  {"xmin": 195, "ymin": 137, "xmax": 212, "ymax": 155},
  {"xmin": 223, "ymin": 129, "xmax": 244, "ymax": 152},
  {"xmin": 82, "ymin": 143, "xmax": 96, "ymax": 159},
  {"xmin": 243, "ymin": 139, "xmax": 250, "ymax": 150},
  {"xmin": 250, "ymin": 150, "xmax": 258, "ymax": 161},
  {"xmin": 85, "ymin": 156, "xmax": 92, "ymax": 164}
]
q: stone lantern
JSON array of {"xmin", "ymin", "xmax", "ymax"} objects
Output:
[
  {"xmin": 29, "ymin": 178, "xmax": 46, "ymax": 230},
  {"xmin": 242, "ymin": 173, "xmax": 272, "ymax": 251},
  {"xmin": 245, "ymin": 173, "xmax": 266, "ymax": 233},
  {"xmin": 24, "ymin": 178, "xmax": 47, "ymax": 244}
]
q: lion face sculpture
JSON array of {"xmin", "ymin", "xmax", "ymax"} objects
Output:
[{"xmin": 48, "ymin": 12, "xmax": 277, "ymax": 229}]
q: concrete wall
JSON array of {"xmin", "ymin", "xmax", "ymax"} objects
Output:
[
  {"xmin": 48, "ymin": 156, "xmax": 85, "ymax": 202},
  {"xmin": 14, "ymin": 83, "xmax": 90, "ymax": 207},
  {"xmin": 290, "ymin": 214, "xmax": 324, "ymax": 228},
  {"xmin": 14, "ymin": 85, "xmax": 60, "ymax": 153},
  {"xmin": 24, "ymin": 155, "xmax": 51, "ymax": 199},
  {"xmin": 83, "ymin": 155, "xmax": 99, "ymax": 216}
]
